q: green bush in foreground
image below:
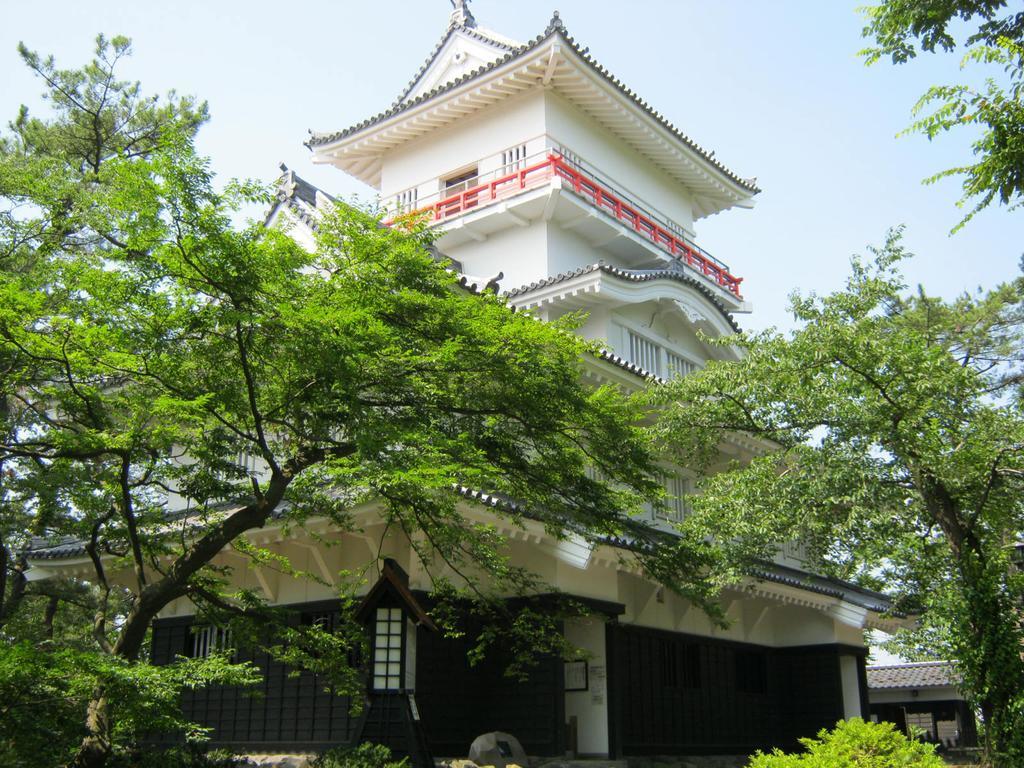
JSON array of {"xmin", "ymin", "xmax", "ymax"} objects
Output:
[
  {"xmin": 111, "ymin": 745, "xmax": 251, "ymax": 768},
  {"xmin": 747, "ymin": 718, "xmax": 945, "ymax": 768},
  {"xmin": 313, "ymin": 743, "xmax": 409, "ymax": 768}
]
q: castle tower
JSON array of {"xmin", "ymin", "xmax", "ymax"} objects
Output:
[{"xmin": 308, "ymin": 4, "xmax": 758, "ymax": 380}]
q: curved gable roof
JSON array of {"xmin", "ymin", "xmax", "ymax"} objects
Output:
[
  {"xmin": 307, "ymin": 13, "xmax": 759, "ymax": 202},
  {"xmin": 504, "ymin": 262, "xmax": 742, "ymax": 333},
  {"xmin": 396, "ymin": 20, "xmax": 520, "ymax": 106}
]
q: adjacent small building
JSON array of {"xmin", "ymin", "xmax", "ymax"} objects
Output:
[{"xmin": 868, "ymin": 662, "xmax": 978, "ymax": 748}]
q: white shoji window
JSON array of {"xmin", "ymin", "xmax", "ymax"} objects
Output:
[
  {"xmin": 191, "ymin": 625, "xmax": 232, "ymax": 658},
  {"xmin": 372, "ymin": 607, "xmax": 404, "ymax": 691}
]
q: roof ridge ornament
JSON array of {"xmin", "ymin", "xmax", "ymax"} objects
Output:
[
  {"xmin": 449, "ymin": 0, "xmax": 476, "ymax": 29},
  {"xmin": 546, "ymin": 10, "xmax": 564, "ymax": 34}
]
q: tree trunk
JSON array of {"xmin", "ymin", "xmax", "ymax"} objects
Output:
[
  {"xmin": 66, "ymin": 597, "xmax": 172, "ymax": 768},
  {"xmin": 69, "ymin": 691, "xmax": 111, "ymax": 768},
  {"xmin": 42, "ymin": 594, "xmax": 59, "ymax": 640},
  {"xmin": 954, "ymin": 552, "xmax": 1022, "ymax": 768},
  {"xmin": 65, "ymin": 491, "xmax": 289, "ymax": 767},
  {"xmin": 0, "ymin": 547, "xmax": 30, "ymax": 627}
]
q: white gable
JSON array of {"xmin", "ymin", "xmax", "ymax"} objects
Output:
[{"xmin": 405, "ymin": 29, "xmax": 514, "ymax": 102}]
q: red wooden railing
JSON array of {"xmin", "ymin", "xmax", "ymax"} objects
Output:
[{"xmin": 387, "ymin": 153, "xmax": 743, "ymax": 298}]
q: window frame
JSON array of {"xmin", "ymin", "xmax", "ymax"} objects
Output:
[
  {"xmin": 189, "ymin": 624, "xmax": 234, "ymax": 659},
  {"xmin": 370, "ymin": 605, "xmax": 406, "ymax": 692}
]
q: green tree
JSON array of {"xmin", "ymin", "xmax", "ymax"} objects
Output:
[
  {"xmin": 0, "ymin": 34, "xmax": 207, "ymax": 631},
  {"xmin": 0, "ymin": 36, "xmax": 719, "ymax": 768},
  {"xmin": 0, "ymin": 642, "xmax": 259, "ymax": 768},
  {"xmin": 652, "ymin": 232, "xmax": 1024, "ymax": 766},
  {"xmin": 861, "ymin": 1, "xmax": 1024, "ymax": 229}
]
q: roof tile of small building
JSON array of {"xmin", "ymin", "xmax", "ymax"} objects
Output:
[{"xmin": 866, "ymin": 661, "xmax": 958, "ymax": 690}]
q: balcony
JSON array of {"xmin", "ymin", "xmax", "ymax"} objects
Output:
[{"xmin": 385, "ymin": 148, "xmax": 744, "ymax": 298}]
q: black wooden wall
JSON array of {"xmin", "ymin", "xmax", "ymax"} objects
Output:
[
  {"xmin": 151, "ymin": 605, "xmax": 857, "ymax": 759},
  {"xmin": 414, "ymin": 624, "xmax": 565, "ymax": 757},
  {"xmin": 151, "ymin": 612, "xmax": 358, "ymax": 750},
  {"xmin": 150, "ymin": 608, "xmax": 565, "ymax": 757},
  {"xmin": 774, "ymin": 645, "xmax": 847, "ymax": 747},
  {"xmin": 606, "ymin": 624, "xmax": 851, "ymax": 756}
]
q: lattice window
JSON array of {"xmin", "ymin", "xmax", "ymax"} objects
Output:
[
  {"xmin": 237, "ymin": 451, "xmax": 260, "ymax": 476},
  {"xmin": 628, "ymin": 331, "xmax": 660, "ymax": 376},
  {"xmin": 658, "ymin": 473, "xmax": 692, "ymax": 523},
  {"xmin": 214, "ymin": 450, "xmax": 260, "ymax": 480},
  {"xmin": 781, "ymin": 539, "xmax": 808, "ymax": 563},
  {"xmin": 301, "ymin": 610, "xmax": 336, "ymax": 631},
  {"xmin": 660, "ymin": 640, "xmax": 702, "ymax": 690},
  {"xmin": 395, "ymin": 187, "xmax": 418, "ymax": 213},
  {"xmin": 665, "ymin": 351, "xmax": 697, "ymax": 379},
  {"xmin": 905, "ymin": 712, "xmax": 935, "ymax": 740},
  {"xmin": 191, "ymin": 625, "xmax": 232, "ymax": 658},
  {"xmin": 666, "ymin": 219, "xmax": 689, "ymax": 239},
  {"xmin": 372, "ymin": 607, "xmax": 404, "ymax": 691},
  {"xmin": 443, "ymin": 168, "xmax": 479, "ymax": 195},
  {"xmin": 501, "ymin": 143, "xmax": 528, "ymax": 174}
]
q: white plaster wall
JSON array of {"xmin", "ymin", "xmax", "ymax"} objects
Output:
[
  {"xmin": 149, "ymin": 512, "xmax": 871, "ymax": 663},
  {"xmin": 267, "ymin": 206, "xmax": 317, "ymax": 252},
  {"xmin": 870, "ymin": 687, "xmax": 961, "ymax": 704},
  {"xmin": 770, "ymin": 605, "xmax": 839, "ymax": 646},
  {"xmin": 569, "ymin": 305, "xmax": 611, "ymax": 345},
  {"xmin": 835, "ymin": 622, "xmax": 867, "ymax": 647},
  {"xmin": 380, "ymin": 91, "xmax": 546, "ymax": 198},
  {"xmin": 444, "ymin": 219, "xmax": 549, "ymax": 291},
  {"xmin": 544, "ymin": 221, "xmax": 608, "ymax": 276},
  {"xmin": 564, "ymin": 618, "xmax": 610, "ymax": 756},
  {"xmin": 544, "ymin": 91, "xmax": 696, "ymax": 236},
  {"xmin": 554, "ymin": 558, "xmax": 618, "ymax": 602},
  {"xmin": 840, "ymin": 655, "xmax": 863, "ymax": 719}
]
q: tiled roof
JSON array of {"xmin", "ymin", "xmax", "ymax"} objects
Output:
[
  {"xmin": 267, "ymin": 163, "xmax": 333, "ymax": 231},
  {"xmin": 27, "ymin": 500, "xmax": 295, "ymax": 560},
  {"xmin": 867, "ymin": 661, "xmax": 958, "ymax": 690},
  {"xmin": 27, "ymin": 536, "xmax": 90, "ymax": 560},
  {"xmin": 596, "ymin": 348, "xmax": 658, "ymax": 381},
  {"xmin": 307, "ymin": 14, "xmax": 759, "ymax": 195},
  {"xmin": 749, "ymin": 562, "xmax": 896, "ymax": 614},
  {"xmin": 504, "ymin": 262, "xmax": 742, "ymax": 333}
]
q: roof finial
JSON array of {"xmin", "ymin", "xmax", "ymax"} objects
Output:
[
  {"xmin": 449, "ymin": 0, "xmax": 476, "ymax": 28},
  {"xmin": 546, "ymin": 10, "xmax": 564, "ymax": 34}
]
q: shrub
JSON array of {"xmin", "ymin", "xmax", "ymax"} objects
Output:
[
  {"xmin": 112, "ymin": 745, "xmax": 252, "ymax": 768},
  {"xmin": 747, "ymin": 718, "xmax": 945, "ymax": 768},
  {"xmin": 313, "ymin": 743, "xmax": 409, "ymax": 768}
]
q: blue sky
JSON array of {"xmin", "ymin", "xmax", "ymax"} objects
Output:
[{"xmin": 3, "ymin": 0, "xmax": 1021, "ymax": 331}]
